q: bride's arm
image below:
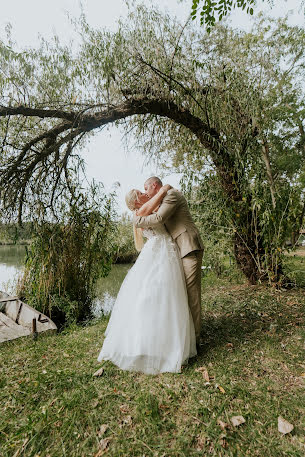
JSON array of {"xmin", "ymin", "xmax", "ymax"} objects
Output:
[{"xmin": 137, "ymin": 185, "xmax": 172, "ymax": 216}]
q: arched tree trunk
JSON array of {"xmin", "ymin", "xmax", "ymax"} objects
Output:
[{"xmin": 0, "ymin": 98, "xmax": 281, "ymax": 284}]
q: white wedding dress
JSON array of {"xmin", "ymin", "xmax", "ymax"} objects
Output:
[{"xmin": 97, "ymin": 225, "xmax": 197, "ymax": 374}]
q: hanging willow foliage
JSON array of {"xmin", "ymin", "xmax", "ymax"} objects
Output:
[
  {"xmin": 18, "ymin": 185, "xmax": 117, "ymax": 326},
  {"xmin": 0, "ymin": 5, "xmax": 304, "ymax": 283}
]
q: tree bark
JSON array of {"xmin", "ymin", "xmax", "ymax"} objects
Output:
[{"xmin": 233, "ymin": 231, "xmax": 259, "ymax": 284}]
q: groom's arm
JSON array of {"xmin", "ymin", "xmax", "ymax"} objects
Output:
[{"xmin": 134, "ymin": 191, "xmax": 178, "ymax": 229}]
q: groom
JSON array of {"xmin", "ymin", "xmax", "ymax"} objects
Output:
[{"xmin": 134, "ymin": 176, "xmax": 204, "ymax": 346}]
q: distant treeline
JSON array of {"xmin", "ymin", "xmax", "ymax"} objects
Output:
[
  {"xmin": 0, "ymin": 218, "xmax": 138, "ymax": 264},
  {"xmin": 0, "ymin": 222, "xmax": 34, "ymax": 245}
]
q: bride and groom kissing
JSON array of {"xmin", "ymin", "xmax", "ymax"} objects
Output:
[{"xmin": 98, "ymin": 176, "xmax": 204, "ymax": 374}]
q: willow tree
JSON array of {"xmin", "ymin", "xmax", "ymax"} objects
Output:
[
  {"xmin": 0, "ymin": 6, "xmax": 304, "ymax": 283},
  {"xmin": 158, "ymin": 15, "xmax": 305, "ymax": 283}
]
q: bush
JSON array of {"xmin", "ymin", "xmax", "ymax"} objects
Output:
[{"xmin": 18, "ymin": 186, "xmax": 117, "ymax": 327}]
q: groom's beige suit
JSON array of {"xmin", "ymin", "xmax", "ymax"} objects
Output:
[{"xmin": 134, "ymin": 189, "xmax": 204, "ymax": 342}]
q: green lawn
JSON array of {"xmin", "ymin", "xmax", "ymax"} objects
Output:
[{"xmin": 1, "ymin": 258, "xmax": 305, "ymax": 456}]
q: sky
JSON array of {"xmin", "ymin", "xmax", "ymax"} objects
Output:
[{"xmin": 1, "ymin": 0, "xmax": 304, "ymax": 213}]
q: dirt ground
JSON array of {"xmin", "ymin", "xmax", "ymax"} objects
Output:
[{"xmin": 289, "ymin": 246, "xmax": 305, "ymax": 257}]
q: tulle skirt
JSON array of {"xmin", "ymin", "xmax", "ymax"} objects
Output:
[{"xmin": 97, "ymin": 233, "xmax": 197, "ymax": 374}]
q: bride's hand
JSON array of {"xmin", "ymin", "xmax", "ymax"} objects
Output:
[{"xmin": 160, "ymin": 184, "xmax": 172, "ymax": 194}]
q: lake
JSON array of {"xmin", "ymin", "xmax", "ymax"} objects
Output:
[{"xmin": 0, "ymin": 245, "xmax": 132, "ymax": 317}]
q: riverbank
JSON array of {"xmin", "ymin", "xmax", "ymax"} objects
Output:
[
  {"xmin": 1, "ymin": 271, "xmax": 304, "ymax": 456},
  {"xmin": 0, "ymin": 240, "xmax": 30, "ymax": 246}
]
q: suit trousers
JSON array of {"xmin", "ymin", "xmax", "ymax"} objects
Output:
[{"xmin": 181, "ymin": 250, "xmax": 203, "ymax": 343}]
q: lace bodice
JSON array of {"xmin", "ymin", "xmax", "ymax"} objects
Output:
[
  {"xmin": 142, "ymin": 225, "xmax": 169, "ymax": 239},
  {"xmin": 142, "ymin": 228, "xmax": 155, "ymax": 239}
]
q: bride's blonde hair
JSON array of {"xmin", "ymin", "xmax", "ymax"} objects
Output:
[{"xmin": 125, "ymin": 189, "xmax": 144, "ymax": 252}]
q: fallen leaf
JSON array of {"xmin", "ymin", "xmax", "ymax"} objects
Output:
[
  {"xmin": 93, "ymin": 367, "xmax": 104, "ymax": 377},
  {"xmin": 99, "ymin": 438, "xmax": 111, "ymax": 451},
  {"xmin": 216, "ymin": 384, "xmax": 226, "ymax": 394},
  {"xmin": 278, "ymin": 416, "xmax": 294, "ymax": 434},
  {"xmin": 202, "ymin": 369, "xmax": 210, "ymax": 382},
  {"xmin": 195, "ymin": 366, "xmax": 210, "ymax": 382},
  {"xmin": 217, "ymin": 419, "xmax": 228, "ymax": 430},
  {"xmin": 231, "ymin": 415, "xmax": 245, "ymax": 427},
  {"xmin": 63, "ymin": 352, "xmax": 69, "ymax": 358},
  {"xmin": 300, "ymin": 373, "xmax": 305, "ymax": 378},
  {"xmin": 97, "ymin": 424, "xmax": 109, "ymax": 437}
]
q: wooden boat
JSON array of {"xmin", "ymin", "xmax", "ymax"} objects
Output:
[{"xmin": 0, "ymin": 291, "xmax": 57, "ymax": 343}]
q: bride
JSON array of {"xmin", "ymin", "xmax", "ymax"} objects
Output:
[{"xmin": 97, "ymin": 185, "xmax": 197, "ymax": 374}]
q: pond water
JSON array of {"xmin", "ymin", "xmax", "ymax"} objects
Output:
[
  {"xmin": 92, "ymin": 264, "xmax": 132, "ymax": 317},
  {"xmin": 0, "ymin": 245, "xmax": 132, "ymax": 316},
  {"xmin": 0, "ymin": 245, "xmax": 27, "ymax": 293}
]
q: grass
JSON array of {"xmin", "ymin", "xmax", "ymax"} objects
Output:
[
  {"xmin": 1, "ymin": 254, "xmax": 305, "ymax": 457},
  {"xmin": 285, "ymin": 247, "xmax": 305, "ymax": 287}
]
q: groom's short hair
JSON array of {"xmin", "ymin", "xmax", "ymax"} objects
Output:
[{"xmin": 145, "ymin": 176, "xmax": 163, "ymax": 186}]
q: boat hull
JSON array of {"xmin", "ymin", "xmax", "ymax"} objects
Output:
[{"xmin": 0, "ymin": 291, "xmax": 57, "ymax": 343}]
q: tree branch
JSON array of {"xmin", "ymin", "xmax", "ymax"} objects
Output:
[
  {"xmin": 0, "ymin": 96, "xmax": 238, "ymax": 220},
  {"xmin": 0, "ymin": 105, "xmax": 78, "ymax": 122}
]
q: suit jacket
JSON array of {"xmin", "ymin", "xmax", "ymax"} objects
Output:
[{"xmin": 134, "ymin": 188, "xmax": 204, "ymax": 258}]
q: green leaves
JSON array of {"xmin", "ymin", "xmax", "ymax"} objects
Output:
[{"xmin": 191, "ymin": 0, "xmax": 258, "ymax": 30}]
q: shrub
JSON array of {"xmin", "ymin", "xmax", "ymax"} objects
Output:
[{"xmin": 18, "ymin": 186, "xmax": 117, "ymax": 327}]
